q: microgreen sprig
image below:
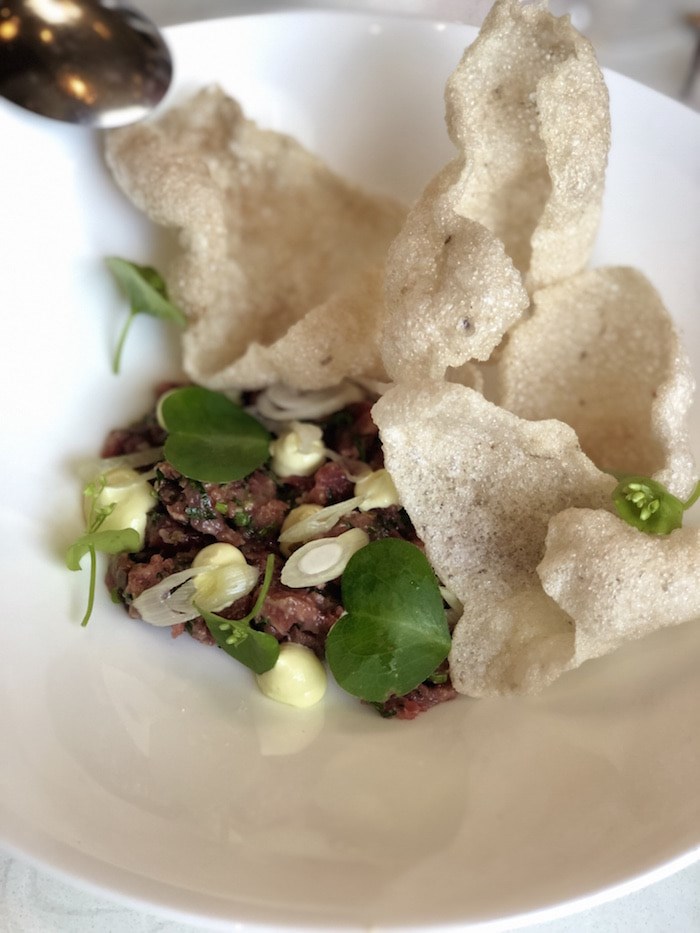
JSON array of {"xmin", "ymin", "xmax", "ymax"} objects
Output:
[
  {"xmin": 198, "ymin": 554, "xmax": 279, "ymax": 674},
  {"xmin": 612, "ymin": 474, "xmax": 700, "ymax": 534},
  {"xmin": 106, "ymin": 257, "xmax": 186, "ymax": 374},
  {"xmin": 65, "ymin": 476, "xmax": 140, "ymax": 626}
]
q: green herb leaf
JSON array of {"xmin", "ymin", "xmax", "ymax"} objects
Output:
[
  {"xmin": 106, "ymin": 257, "xmax": 186, "ymax": 374},
  {"xmin": 199, "ymin": 555, "xmax": 279, "ymax": 674},
  {"xmin": 612, "ymin": 474, "xmax": 695, "ymax": 535},
  {"xmin": 161, "ymin": 386, "xmax": 271, "ymax": 483},
  {"xmin": 66, "ymin": 527, "xmax": 140, "ymax": 627},
  {"xmin": 66, "ymin": 528, "xmax": 141, "ymax": 570},
  {"xmin": 199, "ymin": 607, "xmax": 280, "ymax": 674},
  {"xmin": 326, "ymin": 539, "xmax": 451, "ymax": 703}
]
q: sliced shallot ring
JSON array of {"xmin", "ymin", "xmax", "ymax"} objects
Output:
[
  {"xmin": 132, "ymin": 567, "xmax": 204, "ymax": 626},
  {"xmin": 255, "ymin": 381, "xmax": 365, "ymax": 422},
  {"xmin": 281, "ymin": 528, "xmax": 370, "ymax": 588},
  {"xmin": 132, "ymin": 561, "xmax": 258, "ymax": 626},
  {"xmin": 278, "ymin": 496, "xmax": 363, "ymax": 545}
]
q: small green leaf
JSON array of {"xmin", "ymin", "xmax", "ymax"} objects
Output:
[
  {"xmin": 612, "ymin": 475, "xmax": 686, "ymax": 535},
  {"xmin": 199, "ymin": 607, "xmax": 280, "ymax": 674},
  {"xmin": 66, "ymin": 527, "xmax": 140, "ymax": 627},
  {"xmin": 199, "ymin": 555, "xmax": 279, "ymax": 675},
  {"xmin": 106, "ymin": 257, "xmax": 186, "ymax": 374},
  {"xmin": 161, "ymin": 386, "xmax": 271, "ymax": 483},
  {"xmin": 326, "ymin": 539, "xmax": 451, "ymax": 703},
  {"xmin": 66, "ymin": 528, "xmax": 141, "ymax": 570}
]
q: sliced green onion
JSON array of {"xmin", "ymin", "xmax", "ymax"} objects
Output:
[
  {"xmin": 269, "ymin": 421, "xmax": 327, "ymax": 477},
  {"xmin": 281, "ymin": 528, "xmax": 369, "ymax": 588},
  {"xmin": 131, "ymin": 567, "xmax": 203, "ymax": 626},
  {"xmin": 355, "ymin": 468, "xmax": 400, "ymax": 511},
  {"xmin": 278, "ymin": 496, "xmax": 363, "ymax": 546},
  {"xmin": 132, "ymin": 556, "xmax": 258, "ymax": 626},
  {"xmin": 439, "ymin": 585, "xmax": 463, "ymax": 626},
  {"xmin": 192, "ymin": 555, "xmax": 259, "ymax": 613}
]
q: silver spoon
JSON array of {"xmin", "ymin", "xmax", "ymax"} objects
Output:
[{"xmin": 0, "ymin": 0, "xmax": 172, "ymax": 127}]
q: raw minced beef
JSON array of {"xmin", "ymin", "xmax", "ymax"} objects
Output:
[{"xmin": 103, "ymin": 390, "xmax": 457, "ymax": 719}]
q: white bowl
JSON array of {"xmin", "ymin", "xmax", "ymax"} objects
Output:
[{"xmin": 1, "ymin": 10, "xmax": 699, "ymax": 932}]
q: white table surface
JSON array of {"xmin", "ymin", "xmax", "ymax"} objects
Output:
[{"xmin": 3, "ymin": 3, "xmax": 700, "ymax": 931}]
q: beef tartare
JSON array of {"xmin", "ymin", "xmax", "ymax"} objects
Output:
[{"xmin": 99, "ymin": 385, "xmax": 457, "ymax": 718}]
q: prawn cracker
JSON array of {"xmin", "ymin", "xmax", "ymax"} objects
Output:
[
  {"xmin": 105, "ymin": 86, "xmax": 405, "ymax": 390},
  {"xmin": 447, "ymin": 0, "xmax": 610, "ymax": 291},
  {"xmin": 538, "ymin": 508, "xmax": 700, "ymax": 665},
  {"xmin": 381, "ymin": 163, "xmax": 529, "ymax": 381},
  {"xmin": 497, "ymin": 267, "xmax": 698, "ymax": 499},
  {"xmin": 372, "ymin": 381, "xmax": 615, "ymax": 696},
  {"xmin": 380, "ymin": 0, "xmax": 610, "ymax": 382}
]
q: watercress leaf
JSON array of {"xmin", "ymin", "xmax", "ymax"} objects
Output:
[
  {"xmin": 66, "ymin": 527, "xmax": 141, "ymax": 570},
  {"xmin": 106, "ymin": 257, "xmax": 186, "ymax": 323},
  {"xmin": 612, "ymin": 474, "xmax": 686, "ymax": 535},
  {"xmin": 199, "ymin": 606, "xmax": 279, "ymax": 675},
  {"xmin": 161, "ymin": 386, "xmax": 271, "ymax": 483},
  {"xmin": 326, "ymin": 538, "xmax": 451, "ymax": 703},
  {"xmin": 106, "ymin": 257, "xmax": 186, "ymax": 374}
]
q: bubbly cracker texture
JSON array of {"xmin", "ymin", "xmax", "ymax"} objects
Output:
[
  {"xmin": 539, "ymin": 509, "xmax": 700, "ymax": 663},
  {"xmin": 497, "ymin": 267, "xmax": 698, "ymax": 499},
  {"xmin": 446, "ymin": 0, "xmax": 610, "ymax": 291},
  {"xmin": 382, "ymin": 165, "xmax": 530, "ymax": 381},
  {"xmin": 105, "ymin": 87, "xmax": 405, "ymax": 390},
  {"xmin": 372, "ymin": 382, "xmax": 616, "ymax": 696},
  {"xmin": 381, "ymin": 0, "xmax": 610, "ymax": 381}
]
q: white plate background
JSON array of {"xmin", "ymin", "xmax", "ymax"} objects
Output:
[{"xmin": 1, "ymin": 11, "xmax": 699, "ymax": 932}]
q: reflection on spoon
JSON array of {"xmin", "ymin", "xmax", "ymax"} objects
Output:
[{"xmin": 0, "ymin": 0, "xmax": 172, "ymax": 127}]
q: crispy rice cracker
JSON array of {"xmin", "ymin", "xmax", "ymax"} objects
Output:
[
  {"xmin": 372, "ymin": 381, "xmax": 615, "ymax": 696},
  {"xmin": 381, "ymin": 163, "xmax": 529, "ymax": 381},
  {"xmin": 105, "ymin": 86, "xmax": 405, "ymax": 390},
  {"xmin": 381, "ymin": 0, "xmax": 610, "ymax": 382},
  {"xmin": 497, "ymin": 267, "xmax": 698, "ymax": 499},
  {"xmin": 538, "ymin": 508, "xmax": 700, "ymax": 665},
  {"xmin": 446, "ymin": 0, "xmax": 610, "ymax": 292}
]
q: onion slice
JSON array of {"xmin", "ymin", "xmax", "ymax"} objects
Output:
[
  {"xmin": 132, "ymin": 561, "xmax": 259, "ymax": 627},
  {"xmin": 278, "ymin": 496, "xmax": 363, "ymax": 546},
  {"xmin": 131, "ymin": 567, "xmax": 204, "ymax": 626},
  {"xmin": 256, "ymin": 381, "xmax": 365, "ymax": 422},
  {"xmin": 439, "ymin": 586, "xmax": 464, "ymax": 626},
  {"xmin": 281, "ymin": 528, "xmax": 369, "ymax": 588}
]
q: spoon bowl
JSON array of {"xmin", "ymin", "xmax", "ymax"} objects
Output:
[{"xmin": 0, "ymin": 0, "xmax": 172, "ymax": 127}]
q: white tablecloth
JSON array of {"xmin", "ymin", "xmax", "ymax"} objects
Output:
[
  {"xmin": 3, "ymin": 3, "xmax": 699, "ymax": 930},
  {"xmin": 3, "ymin": 849, "xmax": 700, "ymax": 930}
]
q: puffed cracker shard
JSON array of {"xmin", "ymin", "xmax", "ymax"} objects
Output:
[
  {"xmin": 496, "ymin": 267, "xmax": 698, "ymax": 500},
  {"xmin": 104, "ymin": 86, "xmax": 406, "ymax": 391},
  {"xmin": 371, "ymin": 381, "xmax": 615, "ymax": 697},
  {"xmin": 445, "ymin": 0, "xmax": 610, "ymax": 293},
  {"xmin": 538, "ymin": 509, "xmax": 700, "ymax": 666},
  {"xmin": 380, "ymin": 0, "xmax": 610, "ymax": 383},
  {"xmin": 381, "ymin": 164, "xmax": 530, "ymax": 382}
]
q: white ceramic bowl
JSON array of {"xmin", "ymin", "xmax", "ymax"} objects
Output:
[{"xmin": 1, "ymin": 11, "xmax": 699, "ymax": 932}]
